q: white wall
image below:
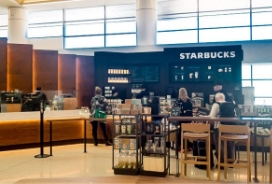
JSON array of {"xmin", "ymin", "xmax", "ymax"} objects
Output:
[{"xmin": 28, "ymin": 36, "xmax": 272, "ymax": 63}]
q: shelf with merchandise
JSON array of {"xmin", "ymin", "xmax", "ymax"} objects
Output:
[
  {"xmin": 140, "ymin": 114, "xmax": 170, "ymax": 177},
  {"xmin": 112, "ymin": 114, "xmax": 141, "ymax": 175},
  {"xmin": 108, "ymin": 69, "xmax": 130, "ymax": 75}
]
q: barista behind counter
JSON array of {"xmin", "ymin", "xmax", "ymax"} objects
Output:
[
  {"xmin": 22, "ymin": 87, "xmax": 47, "ymax": 111},
  {"xmin": 136, "ymin": 86, "xmax": 149, "ymax": 99}
]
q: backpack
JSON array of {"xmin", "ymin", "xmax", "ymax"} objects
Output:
[{"xmin": 216, "ymin": 102, "xmax": 237, "ymax": 125}]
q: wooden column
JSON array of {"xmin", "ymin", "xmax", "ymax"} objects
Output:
[
  {"xmin": 58, "ymin": 54, "xmax": 76, "ymax": 94},
  {"xmin": 76, "ymin": 55, "xmax": 94, "ymax": 108},
  {"xmin": 0, "ymin": 38, "xmax": 7, "ymax": 91},
  {"xmin": 7, "ymin": 44, "xmax": 33, "ymax": 93},
  {"xmin": 33, "ymin": 50, "xmax": 58, "ymax": 100}
]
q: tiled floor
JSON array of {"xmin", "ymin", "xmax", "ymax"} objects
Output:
[{"xmin": 0, "ymin": 144, "xmax": 270, "ymax": 184}]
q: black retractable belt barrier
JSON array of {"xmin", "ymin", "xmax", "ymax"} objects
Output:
[{"xmin": 34, "ymin": 100, "xmax": 50, "ymax": 158}]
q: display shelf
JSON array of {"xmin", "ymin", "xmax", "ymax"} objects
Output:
[
  {"xmin": 112, "ymin": 114, "xmax": 141, "ymax": 175},
  {"xmin": 143, "ymin": 152, "xmax": 169, "ymax": 156},
  {"xmin": 114, "ymin": 168, "xmax": 139, "ymax": 175},
  {"xmin": 141, "ymin": 133, "xmax": 166, "ymax": 137},
  {"xmin": 108, "ymin": 74, "xmax": 131, "ymax": 76},
  {"xmin": 140, "ymin": 169, "xmax": 168, "ymax": 177},
  {"xmin": 140, "ymin": 115, "xmax": 170, "ymax": 177}
]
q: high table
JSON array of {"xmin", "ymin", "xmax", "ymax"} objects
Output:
[{"xmin": 168, "ymin": 116, "xmax": 272, "ymax": 183}]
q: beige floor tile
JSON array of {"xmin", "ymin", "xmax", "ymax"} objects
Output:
[{"xmin": 0, "ymin": 144, "xmax": 270, "ymax": 184}]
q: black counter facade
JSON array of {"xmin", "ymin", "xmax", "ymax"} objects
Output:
[{"xmin": 94, "ymin": 45, "xmax": 243, "ymax": 104}]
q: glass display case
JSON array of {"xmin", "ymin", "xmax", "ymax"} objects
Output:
[
  {"xmin": 159, "ymin": 97, "xmax": 174, "ymax": 115},
  {"xmin": 1, "ymin": 91, "xmax": 22, "ymax": 112},
  {"xmin": 112, "ymin": 114, "xmax": 141, "ymax": 175},
  {"xmin": 140, "ymin": 115, "xmax": 170, "ymax": 177}
]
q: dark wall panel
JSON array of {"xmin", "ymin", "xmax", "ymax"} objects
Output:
[
  {"xmin": 0, "ymin": 38, "xmax": 7, "ymax": 91},
  {"xmin": 94, "ymin": 45, "xmax": 243, "ymax": 104},
  {"xmin": 7, "ymin": 44, "xmax": 32, "ymax": 93},
  {"xmin": 58, "ymin": 54, "xmax": 76, "ymax": 94},
  {"xmin": 76, "ymin": 55, "xmax": 95, "ymax": 108}
]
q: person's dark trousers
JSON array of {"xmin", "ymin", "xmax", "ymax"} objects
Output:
[
  {"xmin": 213, "ymin": 128, "xmax": 235, "ymax": 163},
  {"xmin": 91, "ymin": 121, "xmax": 109, "ymax": 145}
]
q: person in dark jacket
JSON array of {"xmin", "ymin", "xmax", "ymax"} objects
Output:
[
  {"xmin": 212, "ymin": 81, "xmax": 234, "ymax": 104},
  {"xmin": 136, "ymin": 86, "xmax": 149, "ymax": 99},
  {"xmin": 32, "ymin": 86, "xmax": 47, "ymax": 111},
  {"xmin": 90, "ymin": 86, "xmax": 111, "ymax": 146},
  {"xmin": 174, "ymin": 88, "xmax": 193, "ymax": 151}
]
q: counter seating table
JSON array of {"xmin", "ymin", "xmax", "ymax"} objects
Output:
[{"xmin": 168, "ymin": 116, "xmax": 272, "ymax": 183}]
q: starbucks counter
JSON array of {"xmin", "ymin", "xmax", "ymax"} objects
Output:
[{"xmin": 0, "ymin": 110, "xmax": 113, "ymax": 150}]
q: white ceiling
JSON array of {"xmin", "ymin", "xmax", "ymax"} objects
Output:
[{"xmin": 0, "ymin": 0, "xmax": 135, "ymax": 14}]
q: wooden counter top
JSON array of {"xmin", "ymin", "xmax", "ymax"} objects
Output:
[{"xmin": 0, "ymin": 110, "xmax": 114, "ymax": 148}]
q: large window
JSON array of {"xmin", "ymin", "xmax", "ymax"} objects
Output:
[
  {"xmin": 252, "ymin": 7, "xmax": 272, "ymax": 40},
  {"xmin": 252, "ymin": 0, "xmax": 272, "ymax": 8},
  {"xmin": 106, "ymin": 18, "xmax": 136, "ymax": 34},
  {"xmin": 65, "ymin": 21, "xmax": 104, "ymax": 36},
  {"xmin": 157, "ymin": 30, "xmax": 197, "ymax": 44},
  {"xmin": 63, "ymin": 4, "xmax": 136, "ymax": 48},
  {"xmin": 199, "ymin": 0, "xmax": 250, "ymax": 11},
  {"xmin": 199, "ymin": 27, "xmax": 250, "ymax": 43},
  {"xmin": 158, "ymin": 0, "xmax": 197, "ymax": 14},
  {"xmin": 242, "ymin": 63, "xmax": 272, "ymax": 105},
  {"xmin": 106, "ymin": 4, "xmax": 135, "ymax": 18},
  {"xmin": 64, "ymin": 7, "xmax": 104, "ymax": 48},
  {"xmin": 106, "ymin": 34, "xmax": 136, "ymax": 47},
  {"xmin": 252, "ymin": 64, "xmax": 272, "ymax": 79},
  {"xmin": 157, "ymin": 0, "xmax": 272, "ymax": 45},
  {"xmin": 28, "ymin": 10, "xmax": 63, "ymax": 38},
  {"xmin": 65, "ymin": 7, "xmax": 104, "ymax": 21},
  {"xmin": 105, "ymin": 4, "xmax": 136, "ymax": 47},
  {"xmin": 157, "ymin": 0, "xmax": 198, "ymax": 45},
  {"xmin": 253, "ymin": 80, "xmax": 272, "ymax": 97},
  {"xmin": 157, "ymin": 14, "xmax": 197, "ymax": 31},
  {"xmin": 28, "ymin": 24, "xmax": 63, "ymax": 38},
  {"xmin": 199, "ymin": 10, "xmax": 250, "ymax": 29},
  {"xmin": 65, "ymin": 36, "xmax": 104, "ymax": 49},
  {"xmin": 0, "ymin": 14, "xmax": 8, "ymax": 37},
  {"xmin": 198, "ymin": 0, "xmax": 250, "ymax": 43}
]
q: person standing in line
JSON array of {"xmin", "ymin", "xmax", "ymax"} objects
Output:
[
  {"xmin": 174, "ymin": 87, "xmax": 193, "ymax": 152},
  {"xmin": 90, "ymin": 87, "xmax": 112, "ymax": 146}
]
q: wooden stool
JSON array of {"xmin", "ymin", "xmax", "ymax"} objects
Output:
[
  {"xmin": 217, "ymin": 124, "xmax": 251, "ymax": 183},
  {"xmin": 270, "ymin": 125, "xmax": 272, "ymax": 183},
  {"xmin": 180, "ymin": 123, "xmax": 211, "ymax": 180}
]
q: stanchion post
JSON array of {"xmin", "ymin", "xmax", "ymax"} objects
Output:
[{"xmin": 34, "ymin": 100, "xmax": 50, "ymax": 158}]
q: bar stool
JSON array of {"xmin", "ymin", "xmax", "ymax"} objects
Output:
[
  {"xmin": 269, "ymin": 124, "xmax": 272, "ymax": 183},
  {"xmin": 250, "ymin": 127, "xmax": 270, "ymax": 166},
  {"xmin": 217, "ymin": 124, "xmax": 251, "ymax": 183},
  {"xmin": 180, "ymin": 123, "xmax": 211, "ymax": 180}
]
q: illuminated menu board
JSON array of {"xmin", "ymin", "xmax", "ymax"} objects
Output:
[
  {"xmin": 131, "ymin": 66, "xmax": 159, "ymax": 83},
  {"xmin": 171, "ymin": 64, "xmax": 233, "ymax": 82}
]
